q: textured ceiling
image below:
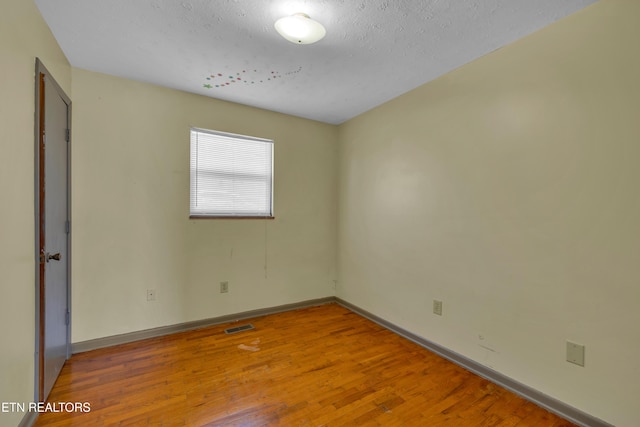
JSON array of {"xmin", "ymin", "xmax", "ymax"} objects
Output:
[{"xmin": 36, "ymin": 0, "xmax": 597, "ymax": 124}]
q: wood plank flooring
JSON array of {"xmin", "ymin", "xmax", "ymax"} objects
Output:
[{"xmin": 35, "ymin": 303, "xmax": 575, "ymax": 426}]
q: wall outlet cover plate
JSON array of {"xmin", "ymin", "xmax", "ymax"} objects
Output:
[{"xmin": 566, "ymin": 341, "xmax": 585, "ymax": 367}]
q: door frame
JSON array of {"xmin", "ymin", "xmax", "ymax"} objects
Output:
[{"xmin": 34, "ymin": 58, "xmax": 72, "ymax": 402}]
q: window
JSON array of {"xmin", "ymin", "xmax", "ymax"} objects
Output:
[{"xmin": 190, "ymin": 127, "xmax": 273, "ymax": 218}]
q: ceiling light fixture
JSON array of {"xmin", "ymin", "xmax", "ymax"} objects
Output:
[{"xmin": 274, "ymin": 13, "xmax": 326, "ymax": 45}]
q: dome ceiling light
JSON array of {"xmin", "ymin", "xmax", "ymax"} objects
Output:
[{"xmin": 274, "ymin": 13, "xmax": 326, "ymax": 45}]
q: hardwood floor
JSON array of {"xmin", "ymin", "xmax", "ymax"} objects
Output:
[{"xmin": 35, "ymin": 303, "xmax": 574, "ymax": 426}]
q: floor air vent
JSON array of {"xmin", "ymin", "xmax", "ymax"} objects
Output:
[{"xmin": 224, "ymin": 324, "xmax": 255, "ymax": 334}]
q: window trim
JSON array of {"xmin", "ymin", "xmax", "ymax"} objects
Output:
[{"xmin": 189, "ymin": 127, "xmax": 274, "ymax": 219}]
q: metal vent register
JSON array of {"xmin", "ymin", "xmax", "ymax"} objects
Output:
[{"xmin": 224, "ymin": 324, "xmax": 255, "ymax": 334}]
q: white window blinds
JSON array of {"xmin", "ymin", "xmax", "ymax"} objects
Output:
[{"xmin": 190, "ymin": 128, "xmax": 273, "ymax": 217}]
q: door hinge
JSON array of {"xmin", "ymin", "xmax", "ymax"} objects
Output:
[
  {"xmin": 65, "ymin": 309, "xmax": 70, "ymax": 326},
  {"xmin": 65, "ymin": 128, "xmax": 70, "ymax": 142},
  {"xmin": 65, "ymin": 220, "xmax": 70, "ymax": 234}
]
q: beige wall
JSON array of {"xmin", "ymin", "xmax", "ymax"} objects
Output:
[
  {"xmin": 71, "ymin": 69, "xmax": 338, "ymax": 342},
  {"xmin": 337, "ymin": 1, "xmax": 640, "ymax": 425},
  {"xmin": 0, "ymin": 0, "xmax": 71, "ymax": 425}
]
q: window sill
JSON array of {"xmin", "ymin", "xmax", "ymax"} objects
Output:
[{"xmin": 189, "ymin": 215, "xmax": 275, "ymax": 220}]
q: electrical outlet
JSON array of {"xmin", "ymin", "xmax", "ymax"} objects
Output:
[
  {"xmin": 146, "ymin": 289, "xmax": 156, "ymax": 301},
  {"xmin": 566, "ymin": 341, "xmax": 585, "ymax": 366},
  {"xmin": 220, "ymin": 281, "xmax": 229, "ymax": 293},
  {"xmin": 433, "ymin": 299, "xmax": 443, "ymax": 316}
]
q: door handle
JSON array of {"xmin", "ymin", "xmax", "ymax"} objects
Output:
[{"xmin": 47, "ymin": 252, "xmax": 62, "ymax": 262}]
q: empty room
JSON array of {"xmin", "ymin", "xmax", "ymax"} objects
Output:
[{"xmin": 1, "ymin": 0, "xmax": 639, "ymax": 426}]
